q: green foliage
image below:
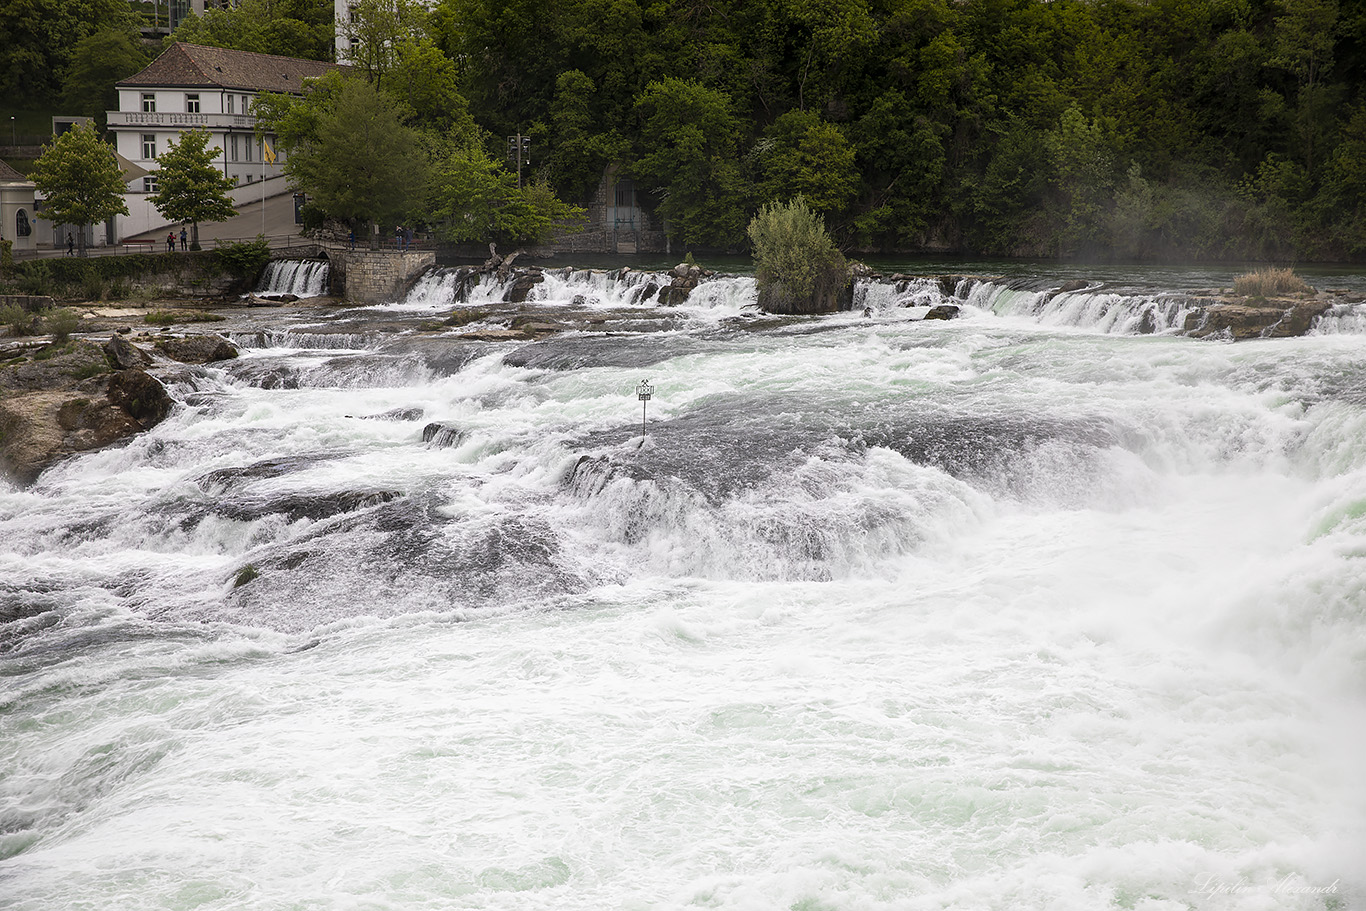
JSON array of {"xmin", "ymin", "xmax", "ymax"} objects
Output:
[
  {"xmin": 214, "ymin": 237, "xmax": 272, "ymax": 282},
  {"xmin": 0, "ymin": 240, "xmax": 12, "ymax": 278},
  {"xmin": 60, "ymin": 28, "xmax": 148, "ymax": 125},
  {"xmin": 0, "ymin": 0, "xmax": 138, "ymax": 102},
  {"xmin": 425, "ymin": 131, "xmax": 585, "ymax": 244},
  {"xmin": 28, "ymin": 123, "xmax": 130, "ymax": 256},
  {"xmin": 1, "ymin": 304, "xmax": 38, "ymax": 336},
  {"xmin": 167, "ymin": 0, "xmax": 334, "ymax": 61},
  {"xmin": 343, "ymin": 0, "xmax": 429, "ymax": 86},
  {"xmin": 44, "ymin": 308, "xmax": 80, "ymax": 343},
  {"xmin": 145, "ymin": 310, "xmax": 226, "ymax": 326},
  {"xmin": 747, "ymin": 198, "xmax": 849, "ymax": 314},
  {"xmin": 148, "ymin": 128, "xmax": 238, "ymax": 249},
  {"xmin": 260, "ymin": 75, "xmax": 428, "ymax": 229},
  {"xmin": 632, "ymin": 78, "xmax": 749, "ymax": 249}
]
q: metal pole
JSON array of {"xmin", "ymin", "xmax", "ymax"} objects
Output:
[{"xmin": 516, "ymin": 132, "xmax": 522, "ymax": 189}]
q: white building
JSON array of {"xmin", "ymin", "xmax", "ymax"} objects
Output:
[
  {"xmin": 106, "ymin": 42, "xmax": 340, "ymax": 239},
  {"xmin": 0, "ymin": 159, "xmax": 38, "ymax": 254}
]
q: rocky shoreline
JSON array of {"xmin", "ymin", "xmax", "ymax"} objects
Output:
[{"xmin": 2, "ymin": 267, "xmax": 1359, "ymax": 485}]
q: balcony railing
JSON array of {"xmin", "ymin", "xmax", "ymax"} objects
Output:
[{"xmin": 107, "ymin": 111, "xmax": 258, "ymax": 131}]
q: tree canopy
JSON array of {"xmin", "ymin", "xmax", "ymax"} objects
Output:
[
  {"xmin": 147, "ymin": 128, "xmax": 238, "ymax": 250},
  {"xmin": 29, "ymin": 122, "xmax": 130, "ymax": 256}
]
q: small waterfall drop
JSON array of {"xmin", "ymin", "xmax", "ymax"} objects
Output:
[{"xmin": 257, "ymin": 260, "xmax": 331, "ymax": 297}]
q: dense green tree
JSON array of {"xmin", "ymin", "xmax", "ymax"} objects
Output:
[
  {"xmin": 61, "ymin": 29, "xmax": 149, "ymax": 127},
  {"xmin": 29, "ymin": 123, "xmax": 129, "ymax": 257},
  {"xmin": 147, "ymin": 129, "xmax": 238, "ymax": 250},
  {"xmin": 425, "ymin": 131, "xmax": 584, "ymax": 244},
  {"xmin": 748, "ymin": 198, "xmax": 849, "ymax": 313},
  {"xmin": 258, "ymin": 75, "xmax": 429, "ymax": 242},
  {"xmin": 0, "ymin": 0, "xmax": 138, "ymax": 102},
  {"xmin": 754, "ymin": 110, "xmax": 859, "ymax": 218},
  {"xmin": 343, "ymin": 0, "xmax": 430, "ymax": 87},
  {"xmin": 632, "ymin": 78, "xmax": 749, "ymax": 248},
  {"xmin": 167, "ymin": 0, "xmax": 334, "ymax": 61}
]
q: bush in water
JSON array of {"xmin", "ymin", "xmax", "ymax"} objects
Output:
[
  {"xmin": 747, "ymin": 198, "xmax": 851, "ymax": 314},
  {"xmin": 1233, "ymin": 267, "xmax": 1312, "ymax": 297}
]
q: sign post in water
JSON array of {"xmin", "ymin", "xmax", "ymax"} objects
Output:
[{"xmin": 636, "ymin": 379, "xmax": 654, "ymax": 438}]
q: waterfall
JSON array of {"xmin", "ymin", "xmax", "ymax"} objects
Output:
[{"xmin": 257, "ymin": 260, "xmax": 331, "ymax": 297}]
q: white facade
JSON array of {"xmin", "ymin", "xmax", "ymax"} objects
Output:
[
  {"xmin": 0, "ymin": 162, "xmax": 38, "ymax": 254},
  {"xmin": 334, "ymin": 0, "xmax": 438, "ymax": 64},
  {"xmin": 108, "ymin": 89, "xmax": 285, "ymax": 238},
  {"xmin": 105, "ymin": 43, "xmax": 337, "ymax": 240}
]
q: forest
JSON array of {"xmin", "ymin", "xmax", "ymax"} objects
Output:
[{"xmin": 4, "ymin": 0, "xmax": 1366, "ymax": 260}]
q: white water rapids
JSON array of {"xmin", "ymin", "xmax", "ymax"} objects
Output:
[{"xmin": 2, "ymin": 266, "xmax": 1364, "ymax": 910}]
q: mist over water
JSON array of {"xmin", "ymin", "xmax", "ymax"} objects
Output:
[{"xmin": 3, "ymin": 265, "xmax": 1365, "ymax": 910}]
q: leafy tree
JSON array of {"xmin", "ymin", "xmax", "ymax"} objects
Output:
[
  {"xmin": 753, "ymin": 110, "xmax": 859, "ymax": 218},
  {"xmin": 61, "ymin": 28, "xmax": 149, "ymax": 126},
  {"xmin": 424, "ymin": 130, "xmax": 584, "ymax": 244},
  {"xmin": 167, "ymin": 0, "xmax": 334, "ymax": 61},
  {"xmin": 343, "ymin": 0, "xmax": 429, "ymax": 86},
  {"xmin": 389, "ymin": 37, "xmax": 475, "ymax": 133},
  {"xmin": 147, "ymin": 128, "xmax": 238, "ymax": 250},
  {"xmin": 548, "ymin": 70, "xmax": 621, "ymax": 202},
  {"xmin": 0, "ymin": 0, "xmax": 139, "ymax": 102},
  {"xmin": 747, "ymin": 198, "xmax": 849, "ymax": 314},
  {"xmin": 29, "ymin": 122, "xmax": 129, "ymax": 257},
  {"xmin": 631, "ymin": 78, "xmax": 749, "ymax": 249},
  {"xmin": 259, "ymin": 75, "xmax": 428, "ymax": 243}
]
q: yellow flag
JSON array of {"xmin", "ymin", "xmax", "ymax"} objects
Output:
[{"xmin": 263, "ymin": 140, "xmax": 277, "ymax": 164}]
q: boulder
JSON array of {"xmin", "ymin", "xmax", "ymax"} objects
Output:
[
  {"xmin": 107, "ymin": 368, "xmax": 173, "ymax": 425},
  {"xmin": 1183, "ymin": 299, "xmax": 1332, "ymax": 340},
  {"xmin": 503, "ymin": 270, "xmax": 545, "ymax": 304},
  {"xmin": 924, "ymin": 305, "xmax": 961, "ymax": 320},
  {"xmin": 154, "ymin": 333, "xmax": 239, "ymax": 364},
  {"xmin": 104, "ymin": 334, "xmax": 152, "ymax": 370}
]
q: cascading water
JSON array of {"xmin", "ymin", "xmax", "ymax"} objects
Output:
[
  {"xmin": 256, "ymin": 259, "xmax": 331, "ymax": 297},
  {"xmin": 3, "ymin": 262, "xmax": 1365, "ymax": 910}
]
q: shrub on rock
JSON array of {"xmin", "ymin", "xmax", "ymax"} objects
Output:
[{"xmin": 747, "ymin": 198, "xmax": 851, "ymax": 314}]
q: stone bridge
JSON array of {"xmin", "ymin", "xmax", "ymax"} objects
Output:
[{"xmin": 269, "ymin": 242, "xmax": 435, "ymax": 303}]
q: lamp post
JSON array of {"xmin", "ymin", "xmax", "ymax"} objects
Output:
[{"xmin": 9, "ymin": 116, "xmax": 14, "ymax": 147}]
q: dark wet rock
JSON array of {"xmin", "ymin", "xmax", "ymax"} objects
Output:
[
  {"xmin": 422, "ymin": 422, "xmax": 462, "ymax": 448},
  {"xmin": 659, "ymin": 263, "xmax": 705, "ymax": 306},
  {"xmin": 155, "ymin": 333, "xmax": 239, "ymax": 364},
  {"xmin": 352, "ymin": 407, "xmax": 424, "ymax": 422},
  {"xmin": 444, "ymin": 308, "xmax": 486, "ymax": 327},
  {"xmin": 503, "ymin": 270, "xmax": 544, "ymax": 303},
  {"xmin": 107, "ymin": 369, "xmax": 173, "ymax": 425},
  {"xmin": 923, "ymin": 305, "xmax": 960, "ymax": 320},
  {"xmin": 195, "ymin": 453, "xmax": 348, "ymax": 492},
  {"xmin": 1058, "ymin": 279, "xmax": 1089, "ymax": 293},
  {"xmin": 501, "ymin": 334, "xmax": 714, "ymax": 371},
  {"xmin": 104, "ymin": 334, "xmax": 152, "ymax": 370},
  {"xmin": 1182, "ymin": 298, "xmax": 1333, "ymax": 340},
  {"xmin": 211, "ymin": 489, "xmax": 402, "ymax": 523}
]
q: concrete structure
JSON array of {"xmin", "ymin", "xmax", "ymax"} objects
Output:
[
  {"xmin": 329, "ymin": 250, "xmax": 435, "ymax": 302},
  {"xmin": 0, "ymin": 160, "xmax": 38, "ymax": 254},
  {"xmin": 107, "ymin": 43, "xmax": 341, "ymax": 241}
]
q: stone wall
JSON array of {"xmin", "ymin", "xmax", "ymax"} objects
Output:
[
  {"xmin": 0, "ymin": 295, "xmax": 56, "ymax": 313},
  {"xmin": 330, "ymin": 251, "xmax": 436, "ymax": 303}
]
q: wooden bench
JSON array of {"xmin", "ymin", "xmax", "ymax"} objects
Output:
[{"xmin": 122, "ymin": 240, "xmax": 157, "ymax": 252}]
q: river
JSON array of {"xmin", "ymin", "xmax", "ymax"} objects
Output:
[{"xmin": 1, "ymin": 264, "xmax": 1363, "ymax": 909}]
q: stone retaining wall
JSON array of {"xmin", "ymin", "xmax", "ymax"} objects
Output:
[
  {"xmin": 329, "ymin": 251, "xmax": 436, "ymax": 303},
  {"xmin": 0, "ymin": 295, "xmax": 56, "ymax": 313}
]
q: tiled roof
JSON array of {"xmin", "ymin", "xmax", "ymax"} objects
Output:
[
  {"xmin": 0, "ymin": 159, "xmax": 32, "ymax": 182},
  {"xmin": 117, "ymin": 43, "xmax": 340, "ymax": 94}
]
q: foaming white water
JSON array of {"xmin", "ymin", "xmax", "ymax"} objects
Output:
[
  {"xmin": 256, "ymin": 260, "xmax": 330, "ymax": 297},
  {"xmin": 2, "ymin": 272, "xmax": 1365, "ymax": 910}
]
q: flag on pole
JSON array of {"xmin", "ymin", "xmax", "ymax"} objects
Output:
[{"xmin": 264, "ymin": 140, "xmax": 276, "ymax": 165}]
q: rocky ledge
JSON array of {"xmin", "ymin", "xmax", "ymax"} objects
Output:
[{"xmin": 0, "ymin": 331, "xmax": 239, "ymax": 485}]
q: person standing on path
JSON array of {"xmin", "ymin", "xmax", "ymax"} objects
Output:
[
  {"xmin": 167, "ymin": 232, "xmax": 175, "ymax": 253},
  {"xmin": 180, "ymin": 227, "xmax": 187, "ymax": 251},
  {"xmin": 65, "ymin": 233, "xmax": 74, "ymax": 256}
]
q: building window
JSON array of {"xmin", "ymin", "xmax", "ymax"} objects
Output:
[
  {"xmin": 186, "ymin": 93, "xmax": 200, "ymax": 113},
  {"xmin": 227, "ymin": 94, "xmax": 234, "ymax": 114},
  {"xmin": 15, "ymin": 209, "xmax": 31, "ymax": 237},
  {"xmin": 142, "ymin": 134, "xmax": 156, "ymax": 159},
  {"xmin": 241, "ymin": 95, "xmax": 250, "ymax": 113},
  {"xmin": 245, "ymin": 136, "xmax": 253, "ymax": 162},
  {"xmin": 142, "ymin": 93, "xmax": 156, "ymax": 113},
  {"xmin": 143, "ymin": 177, "xmax": 159, "ymax": 193},
  {"xmin": 230, "ymin": 134, "xmax": 239, "ymax": 161}
]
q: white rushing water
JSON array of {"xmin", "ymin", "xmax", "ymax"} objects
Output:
[
  {"xmin": 256, "ymin": 260, "xmax": 331, "ymax": 298},
  {"xmin": 2, "ymin": 267, "xmax": 1365, "ymax": 910}
]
